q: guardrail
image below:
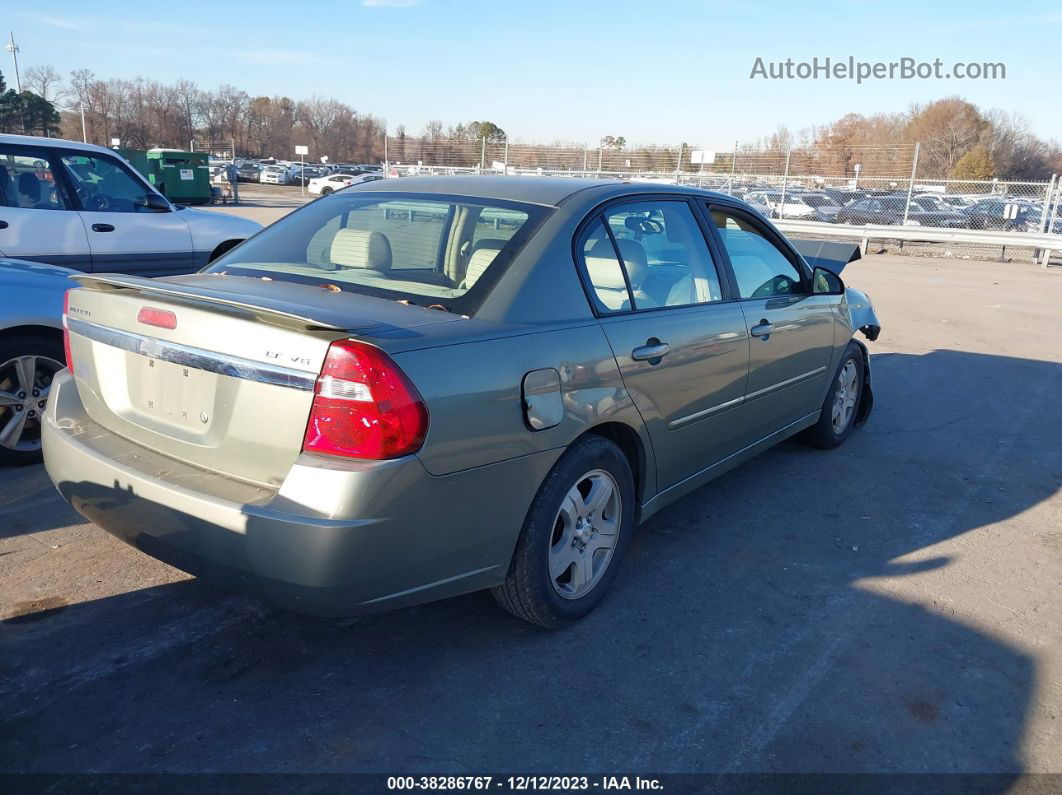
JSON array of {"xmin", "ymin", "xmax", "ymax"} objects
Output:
[{"xmin": 773, "ymin": 219, "xmax": 1061, "ymax": 269}]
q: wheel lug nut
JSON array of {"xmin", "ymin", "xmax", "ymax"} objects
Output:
[
  {"xmin": 38, "ymin": 401, "xmax": 46, "ymax": 409},
  {"xmin": 14, "ymin": 404, "xmax": 22, "ymax": 412},
  {"xmin": 28, "ymin": 410, "xmax": 36, "ymax": 417},
  {"xmin": 32, "ymin": 389, "xmax": 39, "ymax": 397},
  {"xmin": 17, "ymin": 392, "xmax": 26, "ymax": 399}
]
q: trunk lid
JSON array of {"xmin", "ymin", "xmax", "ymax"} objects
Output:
[{"xmin": 64, "ymin": 273, "xmax": 461, "ymax": 486}]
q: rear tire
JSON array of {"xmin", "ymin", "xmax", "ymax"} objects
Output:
[
  {"xmin": 0, "ymin": 334, "xmax": 66, "ymax": 467},
  {"xmin": 802, "ymin": 342, "xmax": 864, "ymax": 450},
  {"xmin": 492, "ymin": 435, "xmax": 635, "ymax": 628}
]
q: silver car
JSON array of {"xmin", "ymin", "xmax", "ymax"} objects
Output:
[{"xmin": 43, "ymin": 177, "xmax": 881, "ymax": 627}]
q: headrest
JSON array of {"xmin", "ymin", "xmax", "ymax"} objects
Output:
[
  {"xmin": 613, "ymin": 239, "xmax": 648, "ymax": 276},
  {"xmin": 329, "ymin": 228, "xmax": 392, "ymax": 271},
  {"xmin": 585, "ymin": 256, "xmax": 628, "ymax": 289}
]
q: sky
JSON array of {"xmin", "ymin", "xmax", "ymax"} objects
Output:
[{"xmin": 7, "ymin": 0, "xmax": 1061, "ymax": 148}]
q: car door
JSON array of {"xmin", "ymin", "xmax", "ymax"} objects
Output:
[
  {"xmin": 577, "ymin": 198, "xmax": 750, "ymax": 490},
  {"xmin": 705, "ymin": 205, "xmax": 837, "ymax": 446},
  {"xmin": 0, "ymin": 144, "xmax": 92, "ymax": 270},
  {"xmin": 55, "ymin": 150, "xmax": 195, "ymax": 276}
]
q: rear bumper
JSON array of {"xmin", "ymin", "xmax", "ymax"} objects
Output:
[{"xmin": 42, "ymin": 370, "xmax": 559, "ymax": 616}]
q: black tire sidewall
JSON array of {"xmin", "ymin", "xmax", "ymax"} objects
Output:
[{"xmin": 510, "ymin": 436, "xmax": 636, "ymax": 626}]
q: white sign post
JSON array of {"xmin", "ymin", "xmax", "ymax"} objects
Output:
[{"xmin": 295, "ymin": 145, "xmax": 309, "ymax": 196}]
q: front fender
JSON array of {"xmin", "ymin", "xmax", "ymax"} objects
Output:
[{"xmin": 843, "ymin": 287, "xmax": 881, "ymax": 342}]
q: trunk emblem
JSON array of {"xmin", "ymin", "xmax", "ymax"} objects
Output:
[{"xmin": 200, "ymin": 411, "xmax": 209, "ymax": 424}]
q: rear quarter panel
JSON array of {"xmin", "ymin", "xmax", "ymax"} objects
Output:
[
  {"xmin": 391, "ymin": 322, "xmax": 655, "ymax": 499},
  {"xmin": 0, "ymin": 261, "xmax": 71, "ymax": 332}
]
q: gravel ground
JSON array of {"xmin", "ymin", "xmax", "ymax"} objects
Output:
[{"xmin": 1, "ymin": 253, "xmax": 1060, "ymax": 778}]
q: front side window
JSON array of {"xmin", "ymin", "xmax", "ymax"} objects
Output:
[
  {"xmin": 709, "ymin": 209, "xmax": 805, "ymax": 299},
  {"xmin": 60, "ymin": 153, "xmax": 154, "ymax": 213},
  {"xmin": 0, "ymin": 147, "xmax": 69, "ymax": 210},
  {"xmin": 208, "ymin": 193, "xmax": 544, "ymax": 315}
]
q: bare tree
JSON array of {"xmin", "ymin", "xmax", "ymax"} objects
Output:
[{"xmin": 24, "ymin": 64, "xmax": 67, "ymax": 105}]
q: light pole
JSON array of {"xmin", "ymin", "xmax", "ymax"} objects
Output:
[{"xmin": 5, "ymin": 31, "xmax": 21, "ymax": 93}]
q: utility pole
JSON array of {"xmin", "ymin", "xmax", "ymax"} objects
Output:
[
  {"xmin": 80, "ymin": 102, "xmax": 87, "ymax": 142},
  {"xmin": 6, "ymin": 31, "xmax": 21, "ymax": 92}
]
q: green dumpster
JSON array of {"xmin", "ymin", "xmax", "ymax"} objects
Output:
[{"xmin": 146, "ymin": 149, "xmax": 212, "ymax": 205}]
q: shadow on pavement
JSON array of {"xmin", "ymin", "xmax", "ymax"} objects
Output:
[{"xmin": 1, "ymin": 349, "xmax": 1059, "ymax": 775}]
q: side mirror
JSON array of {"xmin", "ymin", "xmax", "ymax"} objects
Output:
[
  {"xmin": 138, "ymin": 192, "xmax": 172, "ymax": 212},
  {"xmin": 812, "ymin": 266, "xmax": 845, "ymax": 296}
]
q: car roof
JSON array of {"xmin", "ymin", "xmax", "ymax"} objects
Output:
[
  {"xmin": 0, "ymin": 133, "xmax": 124, "ymax": 155},
  {"xmin": 350, "ymin": 175, "xmax": 734, "ymax": 208}
]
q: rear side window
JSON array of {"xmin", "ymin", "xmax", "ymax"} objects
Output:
[
  {"xmin": 209, "ymin": 193, "xmax": 546, "ymax": 316},
  {"xmin": 577, "ymin": 200, "xmax": 723, "ymax": 314},
  {"xmin": 0, "ymin": 147, "xmax": 69, "ymax": 210}
]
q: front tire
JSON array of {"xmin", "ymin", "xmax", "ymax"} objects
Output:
[
  {"xmin": 802, "ymin": 342, "xmax": 864, "ymax": 450},
  {"xmin": 320, "ymin": 186, "xmax": 334, "ymax": 195},
  {"xmin": 493, "ymin": 435, "xmax": 636, "ymax": 628}
]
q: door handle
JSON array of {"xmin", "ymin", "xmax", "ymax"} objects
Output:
[
  {"xmin": 750, "ymin": 320, "xmax": 774, "ymax": 340},
  {"xmin": 91, "ymin": 223, "xmax": 115, "ymax": 232},
  {"xmin": 631, "ymin": 341, "xmax": 670, "ymax": 362},
  {"xmin": 0, "ymin": 220, "xmax": 8, "ymax": 229}
]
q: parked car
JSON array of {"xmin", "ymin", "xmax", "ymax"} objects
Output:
[
  {"xmin": 836, "ymin": 195, "xmax": 966, "ymax": 227},
  {"xmin": 289, "ymin": 165, "xmax": 325, "ymax": 187},
  {"xmin": 259, "ymin": 165, "xmax": 290, "ymax": 185},
  {"xmin": 0, "ymin": 258, "xmax": 71, "ymax": 465},
  {"xmin": 235, "ymin": 162, "xmax": 261, "ymax": 182},
  {"xmin": 307, "ymin": 173, "xmax": 360, "ymax": 195},
  {"xmin": 0, "ymin": 135, "xmax": 261, "ymax": 276},
  {"xmin": 45, "ymin": 177, "xmax": 881, "ymax": 627},
  {"xmin": 334, "ymin": 174, "xmax": 384, "ymax": 192},
  {"xmin": 798, "ymin": 193, "xmax": 844, "ymax": 222},
  {"xmin": 960, "ymin": 197, "xmax": 1042, "ymax": 231}
]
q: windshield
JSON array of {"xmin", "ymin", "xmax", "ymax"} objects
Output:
[{"xmin": 207, "ymin": 192, "xmax": 550, "ymax": 315}]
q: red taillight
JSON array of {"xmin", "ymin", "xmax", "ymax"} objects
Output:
[
  {"xmin": 62, "ymin": 289, "xmax": 74, "ymax": 372},
  {"xmin": 137, "ymin": 306, "xmax": 177, "ymax": 329},
  {"xmin": 303, "ymin": 339, "xmax": 428, "ymax": 460}
]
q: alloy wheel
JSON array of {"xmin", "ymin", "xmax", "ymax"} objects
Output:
[
  {"xmin": 0, "ymin": 355, "xmax": 64, "ymax": 452},
  {"xmin": 831, "ymin": 360, "xmax": 859, "ymax": 434}
]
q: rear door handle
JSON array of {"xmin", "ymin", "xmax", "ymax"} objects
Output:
[
  {"xmin": 91, "ymin": 223, "xmax": 115, "ymax": 232},
  {"xmin": 631, "ymin": 342, "xmax": 670, "ymax": 362},
  {"xmin": 750, "ymin": 320, "xmax": 774, "ymax": 340},
  {"xmin": 0, "ymin": 220, "xmax": 8, "ymax": 229}
]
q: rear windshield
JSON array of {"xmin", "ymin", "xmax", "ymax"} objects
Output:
[{"xmin": 206, "ymin": 192, "xmax": 549, "ymax": 315}]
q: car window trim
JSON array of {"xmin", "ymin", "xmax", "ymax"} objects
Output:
[
  {"xmin": 703, "ymin": 202, "xmax": 812, "ymax": 299},
  {"xmin": 572, "ymin": 193, "xmax": 737, "ymax": 319}
]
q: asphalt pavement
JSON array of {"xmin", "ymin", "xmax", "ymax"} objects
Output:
[{"xmin": 1, "ymin": 253, "xmax": 1060, "ymax": 776}]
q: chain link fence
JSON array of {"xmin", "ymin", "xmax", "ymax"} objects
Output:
[{"xmin": 381, "ymin": 137, "xmax": 1062, "ymax": 259}]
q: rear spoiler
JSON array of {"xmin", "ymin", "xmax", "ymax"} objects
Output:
[
  {"xmin": 790, "ymin": 240, "xmax": 862, "ymax": 274},
  {"xmin": 70, "ymin": 273, "xmax": 350, "ymax": 332}
]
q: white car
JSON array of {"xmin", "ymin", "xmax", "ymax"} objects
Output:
[
  {"xmin": 307, "ymin": 173, "xmax": 361, "ymax": 195},
  {"xmin": 334, "ymin": 174, "xmax": 384, "ymax": 192},
  {"xmin": 0, "ymin": 135, "xmax": 262, "ymax": 276},
  {"xmin": 259, "ymin": 165, "xmax": 290, "ymax": 185}
]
